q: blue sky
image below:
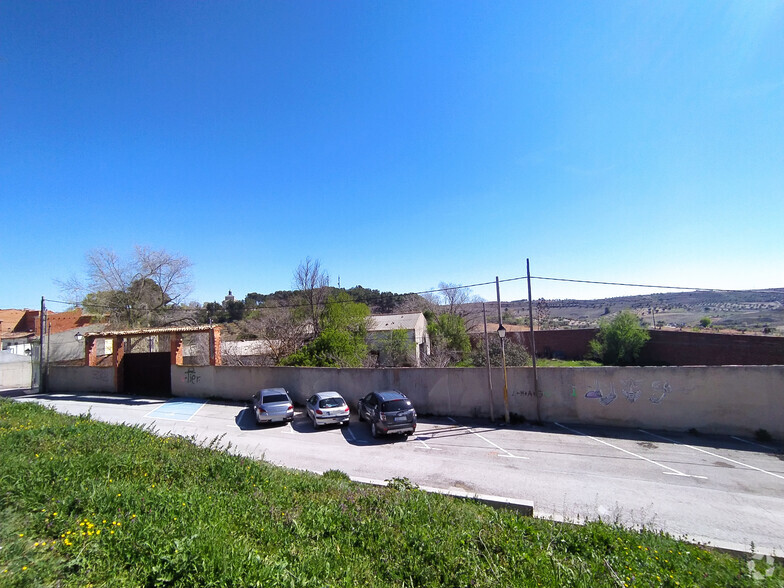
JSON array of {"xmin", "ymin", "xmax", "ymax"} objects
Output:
[{"xmin": 2, "ymin": 1, "xmax": 783, "ymax": 311}]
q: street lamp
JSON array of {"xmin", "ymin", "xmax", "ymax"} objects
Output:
[
  {"xmin": 74, "ymin": 332, "xmax": 84, "ymax": 342},
  {"xmin": 497, "ymin": 323, "xmax": 509, "ymax": 423}
]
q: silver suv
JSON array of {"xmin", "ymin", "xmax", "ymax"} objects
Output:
[{"xmin": 357, "ymin": 390, "xmax": 417, "ymax": 438}]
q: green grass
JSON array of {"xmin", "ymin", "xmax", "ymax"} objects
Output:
[
  {"xmin": 536, "ymin": 358, "xmax": 602, "ymax": 367},
  {"xmin": 1, "ymin": 399, "xmax": 781, "ymax": 587}
]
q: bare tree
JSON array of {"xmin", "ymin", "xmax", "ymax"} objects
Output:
[
  {"xmin": 292, "ymin": 257, "xmax": 330, "ymax": 335},
  {"xmin": 432, "ymin": 282, "xmax": 483, "ymax": 331},
  {"xmin": 438, "ymin": 282, "xmax": 472, "ymax": 315},
  {"xmin": 245, "ymin": 304, "xmax": 308, "ymax": 365},
  {"xmin": 536, "ymin": 298, "xmax": 551, "ymax": 329},
  {"xmin": 59, "ymin": 246, "xmax": 192, "ymax": 328}
]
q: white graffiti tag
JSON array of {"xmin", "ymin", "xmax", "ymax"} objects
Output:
[
  {"xmin": 621, "ymin": 379, "xmax": 642, "ymax": 403},
  {"xmin": 649, "ymin": 381, "xmax": 672, "ymax": 404}
]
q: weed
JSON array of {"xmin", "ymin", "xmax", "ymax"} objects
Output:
[
  {"xmin": 322, "ymin": 469, "xmax": 350, "ymax": 481},
  {"xmin": 755, "ymin": 429, "xmax": 773, "ymax": 443}
]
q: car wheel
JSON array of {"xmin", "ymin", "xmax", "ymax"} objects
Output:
[
  {"xmin": 311, "ymin": 414, "xmax": 319, "ymax": 429},
  {"xmin": 341, "ymin": 420, "xmax": 349, "ymax": 427},
  {"xmin": 371, "ymin": 422, "xmax": 379, "ymax": 438}
]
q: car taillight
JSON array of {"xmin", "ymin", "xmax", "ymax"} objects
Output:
[
  {"xmin": 316, "ymin": 409, "xmax": 323, "ymax": 415},
  {"xmin": 257, "ymin": 408, "xmax": 266, "ymax": 413},
  {"xmin": 287, "ymin": 405, "xmax": 293, "ymax": 411},
  {"xmin": 344, "ymin": 406, "xmax": 350, "ymax": 412}
]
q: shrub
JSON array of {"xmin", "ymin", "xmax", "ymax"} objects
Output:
[{"xmin": 588, "ymin": 311, "xmax": 650, "ymax": 366}]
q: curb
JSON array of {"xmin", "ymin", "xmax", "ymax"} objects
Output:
[
  {"xmin": 349, "ymin": 475, "xmax": 535, "ymax": 516},
  {"xmin": 0, "ymin": 387, "xmax": 36, "ymax": 398},
  {"xmin": 348, "ymin": 475, "xmax": 781, "ymax": 562}
]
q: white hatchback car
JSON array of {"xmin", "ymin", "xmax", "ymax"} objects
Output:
[{"xmin": 305, "ymin": 391, "xmax": 350, "ymax": 428}]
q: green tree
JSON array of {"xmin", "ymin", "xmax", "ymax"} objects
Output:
[
  {"xmin": 700, "ymin": 316, "xmax": 712, "ymax": 328},
  {"xmin": 281, "ymin": 293, "xmax": 370, "ymax": 367},
  {"xmin": 376, "ymin": 329, "xmax": 416, "ymax": 367},
  {"xmin": 426, "ymin": 313, "xmax": 471, "ymax": 366},
  {"xmin": 588, "ymin": 311, "xmax": 650, "ymax": 366}
]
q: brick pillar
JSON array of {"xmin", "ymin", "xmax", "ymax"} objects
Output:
[
  {"xmin": 171, "ymin": 333, "xmax": 183, "ymax": 366},
  {"xmin": 85, "ymin": 336, "xmax": 98, "ymax": 366},
  {"xmin": 113, "ymin": 337, "xmax": 125, "ymax": 367},
  {"xmin": 113, "ymin": 336, "xmax": 125, "ymax": 394},
  {"xmin": 209, "ymin": 327, "xmax": 222, "ymax": 366}
]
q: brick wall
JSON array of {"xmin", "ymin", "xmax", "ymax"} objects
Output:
[
  {"xmin": 20, "ymin": 310, "xmax": 94, "ymax": 336},
  {"xmin": 482, "ymin": 328, "xmax": 784, "ymax": 366}
]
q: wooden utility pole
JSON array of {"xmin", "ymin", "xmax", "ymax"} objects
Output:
[
  {"xmin": 482, "ymin": 303, "xmax": 495, "ymax": 422},
  {"xmin": 39, "ymin": 297, "xmax": 47, "ymax": 393},
  {"xmin": 526, "ymin": 259, "xmax": 541, "ymax": 423}
]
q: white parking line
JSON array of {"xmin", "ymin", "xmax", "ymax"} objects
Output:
[
  {"xmin": 640, "ymin": 429, "xmax": 784, "ymax": 481},
  {"xmin": 470, "ymin": 429, "xmax": 528, "ymax": 459},
  {"xmin": 414, "ymin": 436, "xmax": 442, "ymax": 450},
  {"xmin": 446, "ymin": 417, "xmax": 527, "ymax": 459},
  {"xmin": 417, "ymin": 438, "xmax": 432, "ymax": 449},
  {"xmin": 554, "ymin": 423, "xmax": 707, "ymax": 479},
  {"xmin": 730, "ymin": 436, "xmax": 777, "ymax": 452}
]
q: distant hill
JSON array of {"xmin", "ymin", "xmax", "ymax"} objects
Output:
[{"xmin": 501, "ymin": 288, "xmax": 784, "ymax": 335}]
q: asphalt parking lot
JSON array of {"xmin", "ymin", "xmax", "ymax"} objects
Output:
[{"xmin": 13, "ymin": 392, "xmax": 784, "ymax": 557}]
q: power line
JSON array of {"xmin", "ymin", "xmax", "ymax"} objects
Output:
[
  {"xmin": 43, "ymin": 275, "xmax": 783, "ymax": 313},
  {"xmin": 530, "ymin": 276, "xmax": 784, "ymax": 295}
]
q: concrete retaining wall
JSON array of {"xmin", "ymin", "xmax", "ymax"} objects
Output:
[
  {"xmin": 48, "ymin": 364, "xmax": 784, "ymax": 439},
  {"xmin": 50, "ymin": 366, "xmax": 115, "ymax": 393},
  {"xmin": 0, "ymin": 358, "xmax": 32, "ymax": 389}
]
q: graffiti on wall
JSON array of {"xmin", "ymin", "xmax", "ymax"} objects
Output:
[
  {"xmin": 183, "ymin": 368, "xmax": 201, "ymax": 385},
  {"xmin": 649, "ymin": 381, "xmax": 672, "ymax": 404},
  {"xmin": 584, "ymin": 379, "xmax": 676, "ymax": 405},
  {"xmin": 584, "ymin": 381, "xmax": 618, "ymax": 406},
  {"xmin": 511, "ymin": 389, "xmax": 544, "ymax": 399}
]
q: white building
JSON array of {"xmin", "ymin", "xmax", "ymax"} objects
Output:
[{"xmin": 367, "ymin": 312, "xmax": 430, "ymax": 367}]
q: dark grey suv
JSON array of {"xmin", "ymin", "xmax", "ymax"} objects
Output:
[{"xmin": 357, "ymin": 390, "xmax": 417, "ymax": 438}]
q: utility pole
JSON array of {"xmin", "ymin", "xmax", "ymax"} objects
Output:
[
  {"xmin": 496, "ymin": 277, "xmax": 510, "ymax": 424},
  {"xmin": 38, "ymin": 297, "xmax": 47, "ymax": 394},
  {"xmin": 526, "ymin": 259, "xmax": 541, "ymax": 423},
  {"xmin": 482, "ymin": 303, "xmax": 495, "ymax": 422}
]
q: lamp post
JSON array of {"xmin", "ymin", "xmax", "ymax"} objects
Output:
[
  {"xmin": 496, "ymin": 277, "xmax": 510, "ymax": 424},
  {"xmin": 74, "ymin": 332, "xmax": 85, "ymax": 362}
]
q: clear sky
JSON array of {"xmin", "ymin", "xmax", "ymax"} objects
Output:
[{"xmin": 2, "ymin": 1, "xmax": 783, "ymax": 311}]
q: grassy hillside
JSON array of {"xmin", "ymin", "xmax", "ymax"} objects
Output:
[
  {"xmin": 502, "ymin": 289, "xmax": 784, "ymax": 334},
  {"xmin": 1, "ymin": 399, "xmax": 781, "ymax": 587}
]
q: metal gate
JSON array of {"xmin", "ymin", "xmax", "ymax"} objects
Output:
[{"xmin": 121, "ymin": 352, "xmax": 171, "ymax": 396}]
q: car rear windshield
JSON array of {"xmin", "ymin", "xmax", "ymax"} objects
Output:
[
  {"xmin": 263, "ymin": 393, "xmax": 289, "ymax": 403},
  {"xmin": 319, "ymin": 398, "xmax": 345, "ymax": 408},
  {"xmin": 381, "ymin": 399, "xmax": 412, "ymax": 412}
]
